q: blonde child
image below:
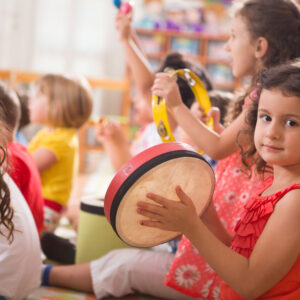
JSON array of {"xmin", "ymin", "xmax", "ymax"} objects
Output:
[
  {"xmin": 28, "ymin": 74, "xmax": 93, "ymax": 233},
  {"xmin": 40, "ymin": 1, "xmax": 300, "ymax": 299},
  {"xmin": 138, "ymin": 60, "xmax": 300, "ymax": 299},
  {"xmin": 0, "ymin": 122, "xmax": 41, "ymax": 299}
]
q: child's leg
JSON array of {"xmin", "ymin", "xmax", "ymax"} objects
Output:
[
  {"xmin": 90, "ymin": 248, "xmax": 198, "ymax": 300},
  {"xmin": 48, "ymin": 263, "xmax": 93, "ymax": 292},
  {"xmin": 43, "ymin": 199, "xmax": 64, "ymax": 233}
]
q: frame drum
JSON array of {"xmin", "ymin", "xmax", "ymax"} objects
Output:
[{"xmin": 104, "ymin": 142, "xmax": 215, "ymax": 247}]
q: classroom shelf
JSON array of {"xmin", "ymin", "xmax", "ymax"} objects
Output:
[{"xmin": 135, "ymin": 28, "xmax": 240, "ymax": 91}]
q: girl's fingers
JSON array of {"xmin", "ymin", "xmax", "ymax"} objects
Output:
[
  {"xmin": 175, "ymin": 185, "xmax": 192, "ymax": 206},
  {"xmin": 137, "ymin": 201, "xmax": 165, "ymax": 216},
  {"xmin": 146, "ymin": 193, "xmax": 170, "ymax": 207},
  {"xmin": 139, "ymin": 219, "xmax": 164, "ymax": 229},
  {"xmin": 136, "ymin": 208, "xmax": 163, "ymax": 221}
]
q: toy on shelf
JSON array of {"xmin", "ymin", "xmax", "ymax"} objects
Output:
[{"xmin": 113, "ymin": 0, "xmax": 133, "ymax": 15}]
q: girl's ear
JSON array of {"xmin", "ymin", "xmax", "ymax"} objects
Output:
[{"xmin": 254, "ymin": 37, "xmax": 268, "ymax": 59}]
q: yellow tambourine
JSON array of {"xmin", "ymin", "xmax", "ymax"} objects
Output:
[{"xmin": 152, "ymin": 68, "xmax": 213, "ymax": 143}]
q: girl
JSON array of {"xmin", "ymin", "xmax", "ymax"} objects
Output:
[
  {"xmin": 0, "ymin": 122, "xmax": 41, "ymax": 299},
  {"xmin": 28, "ymin": 74, "xmax": 93, "ymax": 233},
  {"xmin": 138, "ymin": 60, "xmax": 300, "ymax": 299},
  {"xmin": 150, "ymin": 0, "xmax": 300, "ymax": 297},
  {"xmin": 41, "ymin": 1, "xmax": 300, "ymax": 299}
]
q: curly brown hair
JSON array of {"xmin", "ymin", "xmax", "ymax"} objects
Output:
[
  {"xmin": 238, "ymin": 60, "xmax": 300, "ymax": 177},
  {"xmin": 0, "ymin": 143, "xmax": 14, "ymax": 243},
  {"xmin": 225, "ymin": 0, "xmax": 300, "ymax": 125}
]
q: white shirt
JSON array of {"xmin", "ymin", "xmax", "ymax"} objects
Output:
[{"xmin": 0, "ymin": 173, "xmax": 41, "ymax": 300}]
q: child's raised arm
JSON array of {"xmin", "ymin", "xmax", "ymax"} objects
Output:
[
  {"xmin": 151, "ymin": 73, "xmax": 247, "ymax": 160},
  {"xmin": 115, "ymin": 12, "xmax": 154, "ymax": 101},
  {"xmin": 137, "ymin": 187, "xmax": 300, "ymax": 299}
]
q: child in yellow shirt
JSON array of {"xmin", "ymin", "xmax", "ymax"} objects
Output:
[{"xmin": 28, "ymin": 74, "xmax": 93, "ymax": 233}]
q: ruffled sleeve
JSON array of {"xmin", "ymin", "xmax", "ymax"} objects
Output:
[{"xmin": 230, "ymin": 179, "xmax": 300, "ymax": 259}]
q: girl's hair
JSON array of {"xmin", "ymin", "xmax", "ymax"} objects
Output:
[
  {"xmin": 225, "ymin": 0, "xmax": 300, "ymax": 124},
  {"xmin": 239, "ymin": 60, "xmax": 300, "ymax": 175},
  {"xmin": 157, "ymin": 52, "xmax": 213, "ymax": 109},
  {"xmin": 36, "ymin": 74, "xmax": 93, "ymax": 129},
  {"xmin": 0, "ymin": 108, "xmax": 14, "ymax": 242},
  {"xmin": 0, "ymin": 83, "xmax": 21, "ymax": 133}
]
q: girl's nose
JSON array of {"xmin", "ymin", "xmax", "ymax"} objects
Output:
[{"xmin": 266, "ymin": 122, "xmax": 281, "ymax": 140}]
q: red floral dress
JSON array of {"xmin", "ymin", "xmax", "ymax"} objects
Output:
[
  {"xmin": 164, "ymin": 152, "xmax": 261, "ymax": 299},
  {"xmin": 165, "ymin": 90, "xmax": 261, "ymax": 299},
  {"xmin": 221, "ymin": 179, "xmax": 300, "ymax": 299}
]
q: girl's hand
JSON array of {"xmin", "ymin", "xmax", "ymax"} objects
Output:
[
  {"xmin": 115, "ymin": 11, "xmax": 133, "ymax": 41},
  {"xmin": 151, "ymin": 73, "xmax": 183, "ymax": 108},
  {"xmin": 137, "ymin": 185, "xmax": 199, "ymax": 234}
]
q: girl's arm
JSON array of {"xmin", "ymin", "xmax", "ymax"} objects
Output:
[
  {"xmin": 137, "ymin": 187, "xmax": 300, "ymax": 299},
  {"xmin": 152, "ymin": 73, "xmax": 247, "ymax": 160},
  {"xmin": 116, "ymin": 12, "xmax": 154, "ymax": 101},
  {"xmin": 31, "ymin": 147, "xmax": 57, "ymax": 173}
]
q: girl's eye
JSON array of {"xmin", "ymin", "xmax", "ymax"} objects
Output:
[
  {"xmin": 261, "ymin": 114, "xmax": 271, "ymax": 122},
  {"xmin": 286, "ymin": 120, "xmax": 297, "ymax": 127}
]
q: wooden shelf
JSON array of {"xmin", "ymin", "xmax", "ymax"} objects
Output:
[{"xmin": 135, "ymin": 28, "xmax": 238, "ymax": 91}]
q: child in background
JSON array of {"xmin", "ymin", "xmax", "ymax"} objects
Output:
[
  {"xmin": 0, "ymin": 84, "xmax": 44, "ymax": 235},
  {"xmin": 28, "ymin": 74, "xmax": 93, "ymax": 233},
  {"xmin": 97, "ymin": 11, "xmax": 214, "ymax": 171},
  {"xmin": 138, "ymin": 61, "xmax": 300, "ymax": 299},
  {"xmin": 0, "ymin": 122, "xmax": 41, "ymax": 299},
  {"xmin": 97, "ymin": 52, "xmax": 214, "ymax": 171},
  {"xmin": 40, "ymin": 1, "xmax": 300, "ymax": 299}
]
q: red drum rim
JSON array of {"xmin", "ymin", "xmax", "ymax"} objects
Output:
[{"xmin": 104, "ymin": 142, "xmax": 214, "ymax": 244}]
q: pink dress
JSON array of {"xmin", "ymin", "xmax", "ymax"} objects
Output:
[
  {"xmin": 165, "ymin": 90, "xmax": 261, "ymax": 299},
  {"xmin": 164, "ymin": 152, "xmax": 261, "ymax": 299},
  {"xmin": 221, "ymin": 178, "xmax": 300, "ymax": 299}
]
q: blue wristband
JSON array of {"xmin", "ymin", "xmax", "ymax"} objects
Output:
[{"xmin": 42, "ymin": 265, "xmax": 53, "ymax": 286}]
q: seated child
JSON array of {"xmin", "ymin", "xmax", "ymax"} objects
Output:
[
  {"xmin": 28, "ymin": 74, "xmax": 93, "ymax": 233},
  {"xmin": 0, "ymin": 83, "xmax": 44, "ymax": 235}
]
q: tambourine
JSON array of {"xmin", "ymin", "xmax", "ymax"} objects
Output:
[
  {"xmin": 104, "ymin": 142, "xmax": 215, "ymax": 247},
  {"xmin": 152, "ymin": 68, "xmax": 213, "ymax": 143}
]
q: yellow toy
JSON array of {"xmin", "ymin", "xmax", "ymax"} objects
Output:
[{"xmin": 152, "ymin": 69, "xmax": 213, "ymax": 143}]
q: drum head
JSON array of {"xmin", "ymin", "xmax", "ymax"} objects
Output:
[{"xmin": 104, "ymin": 142, "xmax": 215, "ymax": 247}]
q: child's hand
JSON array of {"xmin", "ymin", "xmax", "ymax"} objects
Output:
[
  {"xmin": 208, "ymin": 107, "xmax": 224, "ymax": 134},
  {"xmin": 115, "ymin": 11, "xmax": 133, "ymax": 41},
  {"xmin": 151, "ymin": 73, "xmax": 183, "ymax": 108},
  {"xmin": 137, "ymin": 185, "xmax": 199, "ymax": 234},
  {"xmin": 95, "ymin": 119, "xmax": 124, "ymax": 143},
  {"xmin": 190, "ymin": 102, "xmax": 209, "ymax": 124}
]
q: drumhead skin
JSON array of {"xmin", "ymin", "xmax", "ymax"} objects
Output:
[{"xmin": 104, "ymin": 142, "xmax": 215, "ymax": 247}]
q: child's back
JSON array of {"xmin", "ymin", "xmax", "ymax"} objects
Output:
[
  {"xmin": 0, "ymin": 173, "xmax": 41, "ymax": 299},
  {"xmin": 8, "ymin": 142, "xmax": 44, "ymax": 234}
]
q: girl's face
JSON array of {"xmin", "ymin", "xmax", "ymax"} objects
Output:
[
  {"xmin": 254, "ymin": 89, "xmax": 300, "ymax": 168},
  {"xmin": 29, "ymin": 86, "xmax": 48, "ymax": 124},
  {"xmin": 225, "ymin": 15, "xmax": 258, "ymax": 78}
]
